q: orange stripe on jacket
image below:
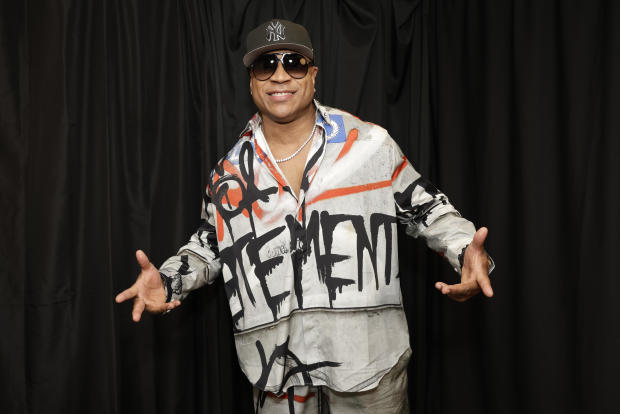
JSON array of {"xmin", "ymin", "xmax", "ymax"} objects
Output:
[
  {"xmin": 308, "ymin": 180, "xmax": 392, "ymax": 206},
  {"xmin": 391, "ymin": 156, "xmax": 408, "ymax": 181},
  {"xmin": 336, "ymin": 128, "xmax": 359, "ymax": 161},
  {"xmin": 254, "ymin": 142, "xmax": 288, "ymax": 190},
  {"xmin": 267, "ymin": 391, "xmax": 316, "ymax": 403},
  {"xmin": 222, "ymin": 159, "xmax": 243, "ymax": 183},
  {"xmin": 307, "ymin": 156, "xmax": 408, "ymax": 206},
  {"xmin": 216, "ymin": 211, "xmax": 224, "ymax": 242}
]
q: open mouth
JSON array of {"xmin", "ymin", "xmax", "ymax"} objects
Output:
[{"xmin": 267, "ymin": 90, "xmax": 295, "ymax": 96}]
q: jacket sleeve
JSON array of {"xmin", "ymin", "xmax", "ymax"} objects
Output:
[
  {"xmin": 389, "ymin": 138, "xmax": 488, "ymax": 274},
  {"xmin": 158, "ymin": 187, "xmax": 222, "ymax": 303}
]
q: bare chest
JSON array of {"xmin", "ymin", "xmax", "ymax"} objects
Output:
[{"xmin": 273, "ymin": 143, "xmax": 313, "ymax": 198}]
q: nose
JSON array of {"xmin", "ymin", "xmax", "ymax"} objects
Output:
[{"xmin": 270, "ymin": 61, "xmax": 290, "ymax": 82}]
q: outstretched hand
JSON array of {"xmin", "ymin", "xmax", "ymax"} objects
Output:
[
  {"xmin": 435, "ymin": 227, "xmax": 494, "ymax": 302},
  {"xmin": 115, "ymin": 250, "xmax": 181, "ymax": 322}
]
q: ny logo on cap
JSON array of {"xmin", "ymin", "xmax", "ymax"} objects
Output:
[{"xmin": 266, "ymin": 21, "xmax": 285, "ymax": 42}]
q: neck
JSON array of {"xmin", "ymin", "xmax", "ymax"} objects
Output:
[{"xmin": 261, "ymin": 103, "xmax": 316, "ymax": 147}]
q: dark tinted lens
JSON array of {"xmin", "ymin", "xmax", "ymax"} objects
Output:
[
  {"xmin": 252, "ymin": 55, "xmax": 278, "ymax": 80},
  {"xmin": 282, "ymin": 53, "xmax": 309, "ymax": 79}
]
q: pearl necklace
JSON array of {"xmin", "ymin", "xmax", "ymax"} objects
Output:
[{"xmin": 271, "ymin": 121, "xmax": 318, "ymax": 163}]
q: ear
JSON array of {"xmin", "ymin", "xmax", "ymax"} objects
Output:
[{"xmin": 310, "ymin": 65, "xmax": 318, "ymax": 87}]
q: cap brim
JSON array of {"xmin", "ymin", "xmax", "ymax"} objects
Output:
[{"xmin": 243, "ymin": 43, "xmax": 314, "ymax": 67}]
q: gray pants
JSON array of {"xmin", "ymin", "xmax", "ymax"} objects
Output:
[{"xmin": 253, "ymin": 348, "xmax": 411, "ymax": 413}]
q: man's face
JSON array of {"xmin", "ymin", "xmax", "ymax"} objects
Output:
[{"xmin": 249, "ymin": 49, "xmax": 318, "ymax": 124}]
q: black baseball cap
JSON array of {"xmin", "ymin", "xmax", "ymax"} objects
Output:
[{"xmin": 243, "ymin": 19, "xmax": 314, "ymax": 67}]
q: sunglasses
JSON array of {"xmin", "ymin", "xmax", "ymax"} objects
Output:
[{"xmin": 250, "ymin": 52, "xmax": 312, "ymax": 81}]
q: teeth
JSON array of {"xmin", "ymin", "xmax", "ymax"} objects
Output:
[{"xmin": 271, "ymin": 92, "xmax": 292, "ymax": 96}]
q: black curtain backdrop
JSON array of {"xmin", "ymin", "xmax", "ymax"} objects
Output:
[{"xmin": 2, "ymin": 1, "xmax": 619, "ymax": 413}]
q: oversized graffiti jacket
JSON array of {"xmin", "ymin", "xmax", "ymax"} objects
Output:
[{"xmin": 159, "ymin": 101, "xmax": 480, "ymax": 393}]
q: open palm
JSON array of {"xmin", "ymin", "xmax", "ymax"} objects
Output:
[
  {"xmin": 115, "ymin": 250, "xmax": 180, "ymax": 322},
  {"xmin": 434, "ymin": 227, "xmax": 494, "ymax": 302}
]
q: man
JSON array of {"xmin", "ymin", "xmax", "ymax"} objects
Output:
[{"xmin": 116, "ymin": 19, "xmax": 494, "ymax": 413}]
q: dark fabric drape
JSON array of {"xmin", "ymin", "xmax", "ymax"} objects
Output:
[{"xmin": 1, "ymin": 1, "xmax": 618, "ymax": 413}]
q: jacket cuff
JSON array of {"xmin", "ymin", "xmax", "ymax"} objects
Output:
[{"xmin": 159, "ymin": 272, "xmax": 173, "ymax": 303}]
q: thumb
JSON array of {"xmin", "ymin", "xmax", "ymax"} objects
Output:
[
  {"xmin": 472, "ymin": 227, "xmax": 488, "ymax": 249},
  {"xmin": 136, "ymin": 250, "xmax": 152, "ymax": 270}
]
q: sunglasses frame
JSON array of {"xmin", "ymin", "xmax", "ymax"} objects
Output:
[{"xmin": 250, "ymin": 52, "xmax": 313, "ymax": 81}]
